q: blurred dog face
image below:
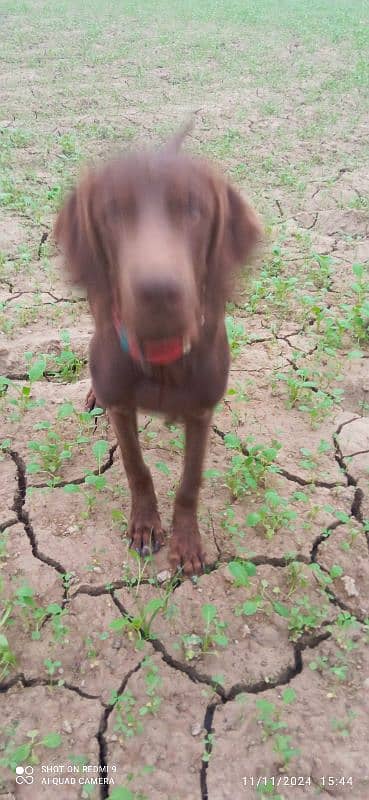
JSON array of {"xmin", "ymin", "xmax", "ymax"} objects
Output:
[{"xmin": 54, "ymin": 147, "xmax": 261, "ymax": 349}]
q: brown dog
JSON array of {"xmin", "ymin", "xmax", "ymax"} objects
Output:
[{"xmin": 54, "ymin": 128, "xmax": 261, "ymax": 576}]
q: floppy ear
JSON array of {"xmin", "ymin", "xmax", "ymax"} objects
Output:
[
  {"xmin": 53, "ymin": 174, "xmax": 109, "ymax": 296},
  {"xmin": 222, "ymin": 184, "xmax": 262, "ymax": 271},
  {"xmin": 206, "ymin": 177, "xmax": 262, "ymax": 312}
]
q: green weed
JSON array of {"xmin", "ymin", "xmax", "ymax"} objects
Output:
[
  {"xmin": 181, "ymin": 603, "xmax": 228, "ymax": 660},
  {"xmin": 50, "ymin": 331, "xmax": 85, "ymax": 382},
  {"xmin": 0, "ymin": 727, "xmax": 62, "ymax": 770},
  {"xmin": 246, "ymin": 490, "xmax": 297, "ymax": 539},
  {"xmin": 224, "ymin": 434, "xmax": 281, "ymax": 498}
]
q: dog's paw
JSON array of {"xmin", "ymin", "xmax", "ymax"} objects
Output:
[
  {"xmin": 169, "ymin": 514, "xmax": 205, "ymax": 576},
  {"xmin": 129, "ymin": 509, "xmax": 165, "ymax": 557}
]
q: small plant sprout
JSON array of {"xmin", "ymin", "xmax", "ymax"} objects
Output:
[
  {"xmin": 285, "ymin": 560, "xmax": 309, "ymax": 597},
  {"xmin": 246, "ymin": 490, "xmax": 297, "ymax": 539},
  {"xmin": 111, "ymin": 688, "xmax": 144, "ymax": 738},
  {"xmin": 140, "ymin": 656, "xmax": 162, "ymax": 716},
  {"xmin": 228, "ymin": 560, "xmax": 257, "ymax": 587},
  {"xmin": 199, "ymin": 603, "xmax": 228, "ymax": 652},
  {"xmin": 44, "ymin": 658, "xmax": 62, "ymax": 677},
  {"xmin": 225, "ymin": 315, "xmax": 249, "ymax": 357},
  {"xmin": 27, "ymin": 423, "xmax": 74, "ymax": 486},
  {"xmin": 50, "ymin": 331, "xmax": 84, "ymax": 382},
  {"xmin": 0, "ymin": 354, "xmax": 47, "ymax": 420},
  {"xmin": 0, "ymin": 633, "xmax": 16, "ymax": 680},
  {"xmin": 202, "ymin": 731, "xmax": 215, "ymax": 763},
  {"xmin": 10, "ymin": 584, "xmax": 68, "ymax": 643},
  {"xmin": 78, "ymin": 438, "xmax": 110, "ymax": 514},
  {"xmin": 256, "ymin": 689, "xmax": 299, "ymax": 768},
  {"xmin": 110, "ymin": 661, "xmax": 161, "ymax": 739},
  {"xmin": 224, "ymin": 434, "xmax": 281, "ymax": 498},
  {"xmin": 109, "ymin": 595, "xmax": 166, "ymax": 645},
  {"xmin": 274, "ymin": 595, "xmax": 329, "ymax": 641},
  {"xmin": 181, "ymin": 603, "xmax": 228, "ymax": 661},
  {"xmin": 0, "ymin": 729, "xmax": 62, "ymax": 770}
]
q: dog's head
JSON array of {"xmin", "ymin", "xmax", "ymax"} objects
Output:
[{"xmin": 54, "ymin": 128, "xmax": 261, "ymax": 362}]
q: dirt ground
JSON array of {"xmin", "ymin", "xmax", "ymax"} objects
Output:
[{"xmin": 1, "ymin": 1, "xmax": 369, "ymax": 799}]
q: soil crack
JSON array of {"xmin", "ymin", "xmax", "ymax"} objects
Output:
[
  {"xmin": 200, "ymin": 630, "xmax": 330, "ymax": 799},
  {"xmin": 96, "ymin": 660, "xmax": 144, "ymax": 799},
  {"xmin": 9, "ymin": 448, "xmax": 67, "ymax": 575},
  {"xmin": 0, "ymin": 672, "xmax": 100, "ymax": 700}
]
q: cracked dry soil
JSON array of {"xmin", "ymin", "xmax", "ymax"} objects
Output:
[{"xmin": 1, "ymin": 2, "xmax": 369, "ymax": 799}]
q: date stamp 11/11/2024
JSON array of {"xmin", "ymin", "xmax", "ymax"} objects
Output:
[{"xmin": 242, "ymin": 775, "xmax": 354, "ymax": 791}]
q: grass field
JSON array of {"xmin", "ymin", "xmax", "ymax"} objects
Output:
[{"xmin": 1, "ymin": 1, "xmax": 369, "ymax": 798}]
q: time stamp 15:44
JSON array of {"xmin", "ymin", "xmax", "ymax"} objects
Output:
[{"xmin": 243, "ymin": 776, "xmax": 354, "ymax": 789}]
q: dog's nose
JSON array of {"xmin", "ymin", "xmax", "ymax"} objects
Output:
[{"xmin": 137, "ymin": 277, "xmax": 182, "ymax": 306}]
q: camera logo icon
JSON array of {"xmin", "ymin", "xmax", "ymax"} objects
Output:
[{"xmin": 16, "ymin": 765, "xmax": 34, "ymax": 785}]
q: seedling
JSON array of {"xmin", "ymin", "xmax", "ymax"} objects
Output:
[
  {"xmin": 27, "ymin": 424, "xmax": 74, "ymax": 485},
  {"xmin": 274, "ymin": 595, "xmax": 329, "ymax": 641},
  {"xmin": 110, "ymin": 785, "xmax": 149, "ymax": 800},
  {"xmin": 10, "ymin": 584, "xmax": 68, "ymax": 642},
  {"xmin": 0, "ymin": 354, "xmax": 46, "ymax": 420},
  {"xmin": 181, "ymin": 603, "xmax": 228, "ymax": 660},
  {"xmin": 256, "ymin": 698, "xmax": 288, "ymax": 737},
  {"xmin": 201, "ymin": 732, "xmax": 215, "ymax": 763},
  {"xmin": 224, "ymin": 434, "xmax": 281, "ymax": 498},
  {"xmin": 167, "ymin": 424, "xmax": 185, "ymax": 451},
  {"xmin": 273, "ymin": 733, "xmax": 300, "ymax": 767},
  {"xmin": 181, "ymin": 633, "xmax": 204, "ymax": 661},
  {"xmin": 109, "ymin": 596, "xmax": 166, "ymax": 643},
  {"xmin": 225, "ymin": 380, "xmax": 252, "ymax": 423},
  {"xmin": 84, "ymin": 439, "xmax": 110, "ymax": 489},
  {"xmin": 298, "ymin": 440, "xmax": 331, "ymax": 473},
  {"xmin": 110, "ymin": 659, "xmax": 162, "ymax": 739},
  {"xmin": 235, "ymin": 593, "xmax": 264, "ymax": 617},
  {"xmin": 111, "ymin": 688, "xmax": 144, "ymax": 738},
  {"xmin": 306, "ymin": 253, "xmax": 333, "ymax": 290},
  {"xmin": 246, "ymin": 490, "xmax": 297, "ymax": 539},
  {"xmin": 199, "ymin": 603, "xmax": 228, "ymax": 652},
  {"xmin": 309, "ymin": 653, "xmax": 348, "ymax": 682},
  {"xmin": 62, "ymin": 571, "xmax": 76, "ymax": 595},
  {"xmin": 256, "ymin": 781, "xmax": 283, "ymax": 800},
  {"xmin": 72, "ymin": 438, "xmax": 111, "ymax": 515},
  {"xmin": 140, "ymin": 656, "xmax": 162, "ymax": 716},
  {"xmin": 285, "ymin": 560, "xmax": 309, "ymax": 596},
  {"xmin": 343, "ymin": 263, "xmax": 369, "ymax": 343},
  {"xmin": 225, "ymin": 315, "xmax": 249, "ymax": 357},
  {"xmin": 256, "ymin": 690, "xmax": 299, "ymax": 767},
  {"xmin": 0, "ymin": 633, "xmax": 16, "ymax": 680},
  {"xmin": 0, "ymin": 728, "xmax": 62, "ymax": 770},
  {"xmin": 44, "ymin": 658, "xmax": 62, "ymax": 677},
  {"xmin": 228, "ymin": 559, "xmax": 257, "ymax": 587},
  {"xmin": 330, "ymin": 611, "xmax": 360, "ymax": 652}
]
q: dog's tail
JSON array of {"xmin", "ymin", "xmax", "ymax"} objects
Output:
[{"xmin": 163, "ymin": 116, "xmax": 195, "ymax": 153}]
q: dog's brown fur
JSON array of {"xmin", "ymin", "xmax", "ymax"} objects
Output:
[{"xmin": 54, "ymin": 133, "xmax": 261, "ymax": 575}]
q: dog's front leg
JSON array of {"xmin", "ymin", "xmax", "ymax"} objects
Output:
[
  {"xmin": 169, "ymin": 410, "xmax": 212, "ymax": 576},
  {"xmin": 109, "ymin": 408, "xmax": 164, "ymax": 556}
]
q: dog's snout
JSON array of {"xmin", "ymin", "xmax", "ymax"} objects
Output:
[{"xmin": 137, "ymin": 276, "xmax": 182, "ymax": 306}]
